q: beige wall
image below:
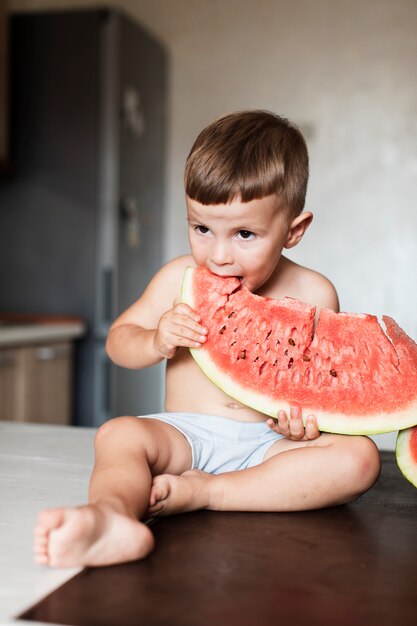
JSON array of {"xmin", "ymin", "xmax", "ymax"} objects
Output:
[
  {"xmin": 11, "ymin": 0, "xmax": 417, "ymax": 448},
  {"xmin": 11, "ymin": 0, "xmax": 417, "ymax": 338}
]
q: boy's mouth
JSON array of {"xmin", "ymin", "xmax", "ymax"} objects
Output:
[
  {"xmin": 204, "ymin": 265, "xmax": 243, "ymax": 282},
  {"xmin": 213, "ymin": 273, "xmax": 243, "ymax": 282}
]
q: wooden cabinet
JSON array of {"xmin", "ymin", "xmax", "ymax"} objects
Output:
[
  {"xmin": 0, "ymin": 348, "xmax": 22, "ymax": 419},
  {"xmin": 0, "ymin": 342, "xmax": 73, "ymax": 424}
]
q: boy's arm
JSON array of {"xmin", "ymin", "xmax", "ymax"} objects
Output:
[{"xmin": 106, "ymin": 256, "xmax": 207, "ymax": 370}]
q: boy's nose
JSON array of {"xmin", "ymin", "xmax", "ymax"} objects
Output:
[{"xmin": 209, "ymin": 240, "xmax": 233, "ymax": 266}]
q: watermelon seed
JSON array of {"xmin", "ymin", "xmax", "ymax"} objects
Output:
[
  {"xmin": 288, "ymin": 357, "xmax": 294, "ymax": 369},
  {"xmin": 219, "ymin": 326, "xmax": 227, "ymax": 334},
  {"xmin": 233, "ymin": 328, "xmax": 238, "ymax": 332},
  {"xmin": 276, "ymin": 339, "xmax": 281, "ymax": 345},
  {"xmin": 288, "ymin": 338, "xmax": 296, "ymax": 346},
  {"xmin": 259, "ymin": 362, "xmax": 268, "ymax": 375},
  {"xmin": 227, "ymin": 311, "xmax": 235, "ymax": 318},
  {"xmin": 254, "ymin": 356, "xmax": 260, "ymax": 362},
  {"xmin": 330, "ymin": 369, "xmax": 338, "ymax": 377},
  {"xmin": 284, "ymin": 349, "xmax": 289, "ymax": 356},
  {"xmin": 266, "ymin": 330, "xmax": 272, "ymax": 340},
  {"xmin": 230, "ymin": 341, "xmax": 236, "ymax": 347},
  {"xmin": 238, "ymin": 350, "xmax": 247, "ymax": 360},
  {"xmin": 302, "ymin": 354, "xmax": 311, "ymax": 362}
]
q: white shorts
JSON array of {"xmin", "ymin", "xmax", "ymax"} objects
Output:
[{"xmin": 138, "ymin": 412, "xmax": 284, "ymax": 475}]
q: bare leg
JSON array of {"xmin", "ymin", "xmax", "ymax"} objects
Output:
[
  {"xmin": 148, "ymin": 434, "xmax": 380, "ymax": 516},
  {"xmin": 33, "ymin": 417, "xmax": 192, "ymax": 568}
]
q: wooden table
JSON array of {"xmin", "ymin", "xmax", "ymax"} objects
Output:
[{"xmin": 2, "ymin": 422, "xmax": 417, "ymax": 626}]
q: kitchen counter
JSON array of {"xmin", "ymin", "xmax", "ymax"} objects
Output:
[
  {"xmin": 0, "ymin": 316, "xmax": 85, "ymax": 347},
  {"xmin": 0, "ymin": 317, "xmax": 87, "ymax": 425}
]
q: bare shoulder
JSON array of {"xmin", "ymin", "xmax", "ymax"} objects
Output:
[
  {"xmin": 275, "ymin": 257, "xmax": 339, "ymax": 313},
  {"xmin": 111, "ymin": 255, "xmax": 195, "ymax": 328},
  {"xmin": 302, "ymin": 267, "xmax": 339, "ymax": 313},
  {"xmin": 153, "ymin": 254, "xmax": 195, "ymax": 288}
]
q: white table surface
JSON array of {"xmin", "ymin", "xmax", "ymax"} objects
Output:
[{"xmin": 0, "ymin": 421, "xmax": 96, "ymax": 625}]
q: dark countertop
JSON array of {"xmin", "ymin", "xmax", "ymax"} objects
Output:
[{"xmin": 20, "ymin": 451, "xmax": 417, "ymax": 626}]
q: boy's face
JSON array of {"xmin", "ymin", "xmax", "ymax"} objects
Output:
[{"xmin": 187, "ymin": 194, "xmax": 300, "ymax": 293}]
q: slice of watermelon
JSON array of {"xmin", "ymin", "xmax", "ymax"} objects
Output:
[
  {"xmin": 181, "ymin": 266, "xmax": 417, "ymax": 436},
  {"xmin": 396, "ymin": 426, "xmax": 417, "ymax": 488}
]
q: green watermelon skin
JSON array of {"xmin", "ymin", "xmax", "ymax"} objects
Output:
[
  {"xmin": 396, "ymin": 426, "xmax": 417, "ymax": 488},
  {"xmin": 181, "ymin": 267, "xmax": 417, "ymax": 436}
]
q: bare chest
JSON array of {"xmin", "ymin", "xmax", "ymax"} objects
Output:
[{"xmin": 165, "ymin": 348, "xmax": 266, "ymax": 422}]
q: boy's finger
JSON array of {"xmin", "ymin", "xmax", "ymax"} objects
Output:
[
  {"xmin": 174, "ymin": 316, "xmax": 207, "ymax": 337},
  {"xmin": 277, "ymin": 410, "xmax": 290, "ymax": 436},
  {"xmin": 176, "ymin": 313, "xmax": 207, "ymax": 332},
  {"xmin": 266, "ymin": 418, "xmax": 280, "ymax": 433},
  {"xmin": 174, "ymin": 302, "xmax": 201, "ymax": 322},
  {"xmin": 305, "ymin": 415, "xmax": 320, "ymax": 440},
  {"xmin": 289, "ymin": 417, "xmax": 304, "ymax": 439},
  {"xmin": 288, "ymin": 405, "xmax": 304, "ymax": 439},
  {"xmin": 289, "ymin": 405, "xmax": 302, "ymax": 421},
  {"xmin": 174, "ymin": 328, "xmax": 207, "ymax": 346}
]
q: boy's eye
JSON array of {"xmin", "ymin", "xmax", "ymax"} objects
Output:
[
  {"xmin": 237, "ymin": 230, "xmax": 255, "ymax": 240},
  {"xmin": 195, "ymin": 225, "xmax": 210, "ymax": 235}
]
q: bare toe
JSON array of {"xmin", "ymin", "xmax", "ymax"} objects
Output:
[
  {"xmin": 149, "ymin": 476, "xmax": 170, "ymax": 505},
  {"xmin": 36, "ymin": 508, "xmax": 67, "ymax": 533},
  {"xmin": 33, "ymin": 508, "xmax": 69, "ymax": 565},
  {"xmin": 33, "ymin": 536, "xmax": 47, "ymax": 553},
  {"xmin": 33, "ymin": 546, "xmax": 47, "ymax": 562}
]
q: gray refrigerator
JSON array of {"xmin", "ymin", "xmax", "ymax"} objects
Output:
[{"xmin": 0, "ymin": 9, "xmax": 167, "ymax": 426}]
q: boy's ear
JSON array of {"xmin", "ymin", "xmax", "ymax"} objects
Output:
[{"xmin": 284, "ymin": 212, "xmax": 313, "ymax": 249}]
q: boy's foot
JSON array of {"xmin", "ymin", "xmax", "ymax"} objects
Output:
[
  {"xmin": 148, "ymin": 469, "xmax": 214, "ymax": 516},
  {"xmin": 33, "ymin": 504, "xmax": 154, "ymax": 568}
]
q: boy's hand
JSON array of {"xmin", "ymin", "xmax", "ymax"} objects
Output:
[
  {"xmin": 267, "ymin": 406, "xmax": 320, "ymax": 441},
  {"xmin": 154, "ymin": 303, "xmax": 208, "ymax": 359}
]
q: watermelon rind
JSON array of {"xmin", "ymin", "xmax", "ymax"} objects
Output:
[
  {"xmin": 396, "ymin": 427, "xmax": 417, "ymax": 488},
  {"xmin": 181, "ymin": 267, "xmax": 417, "ymax": 436}
]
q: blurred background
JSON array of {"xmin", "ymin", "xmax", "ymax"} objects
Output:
[{"xmin": 0, "ymin": 1, "xmax": 416, "ymax": 449}]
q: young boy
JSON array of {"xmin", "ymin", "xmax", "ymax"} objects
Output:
[{"xmin": 34, "ymin": 110, "xmax": 381, "ymax": 568}]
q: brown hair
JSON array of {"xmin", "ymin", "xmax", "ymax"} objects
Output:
[{"xmin": 185, "ymin": 110, "xmax": 309, "ymax": 215}]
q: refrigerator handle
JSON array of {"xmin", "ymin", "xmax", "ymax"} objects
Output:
[
  {"xmin": 102, "ymin": 267, "xmax": 113, "ymax": 325},
  {"xmin": 93, "ymin": 344, "xmax": 113, "ymax": 425},
  {"xmin": 120, "ymin": 195, "xmax": 141, "ymax": 249},
  {"xmin": 103, "ymin": 357, "xmax": 112, "ymax": 416}
]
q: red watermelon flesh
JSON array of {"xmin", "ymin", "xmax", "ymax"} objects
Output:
[{"xmin": 181, "ymin": 267, "xmax": 417, "ymax": 435}]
